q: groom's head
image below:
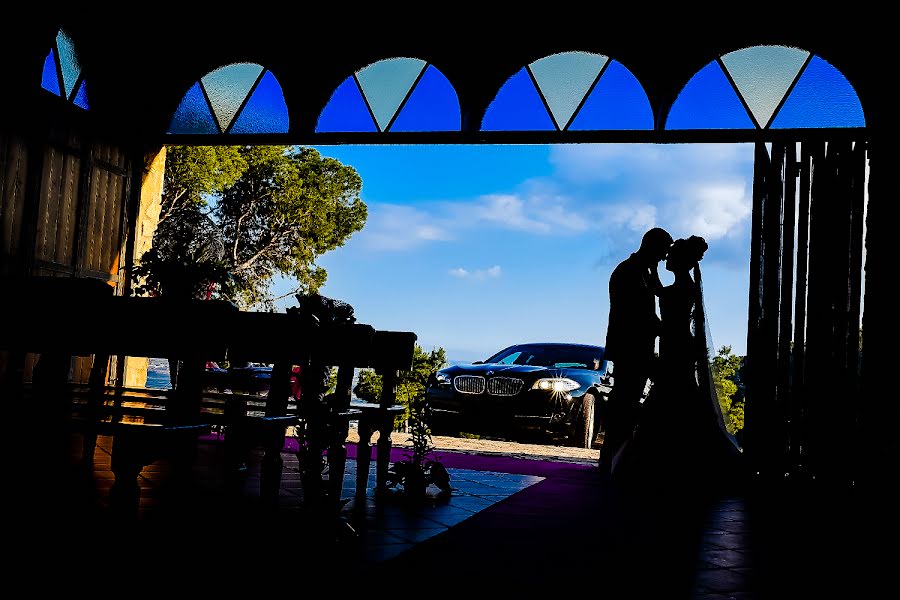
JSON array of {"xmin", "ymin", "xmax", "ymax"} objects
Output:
[{"xmin": 639, "ymin": 227, "xmax": 674, "ymax": 265}]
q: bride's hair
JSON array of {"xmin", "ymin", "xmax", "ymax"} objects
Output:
[
  {"xmin": 686, "ymin": 235, "xmax": 708, "ymax": 264},
  {"xmin": 669, "ymin": 235, "xmax": 708, "ymax": 269}
]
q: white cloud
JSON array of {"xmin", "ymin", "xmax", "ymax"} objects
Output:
[
  {"xmin": 360, "ymin": 190, "xmax": 591, "ymax": 253},
  {"xmin": 472, "ymin": 194, "xmax": 540, "ymax": 230},
  {"xmin": 469, "ymin": 193, "xmax": 588, "ymax": 234},
  {"xmin": 356, "ymin": 204, "xmax": 454, "ymax": 251},
  {"xmin": 669, "ymin": 180, "xmax": 752, "ymax": 240},
  {"xmin": 449, "ymin": 265, "xmax": 502, "ymax": 280},
  {"xmin": 352, "ymin": 143, "xmax": 754, "ymax": 270},
  {"xmin": 605, "ymin": 201, "xmax": 659, "ymax": 233},
  {"xmin": 540, "ymin": 143, "xmax": 755, "ymax": 265}
]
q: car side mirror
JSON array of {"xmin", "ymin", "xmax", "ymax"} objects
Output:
[{"xmin": 472, "ymin": 360, "xmax": 483, "ymax": 364}]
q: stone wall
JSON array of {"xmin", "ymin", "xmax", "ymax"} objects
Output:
[{"xmin": 123, "ymin": 146, "xmax": 166, "ymax": 388}]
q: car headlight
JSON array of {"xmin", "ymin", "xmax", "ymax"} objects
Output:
[
  {"xmin": 531, "ymin": 378, "xmax": 580, "ymax": 393},
  {"xmin": 435, "ymin": 372, "xmax": 452, "ymax": 386}
]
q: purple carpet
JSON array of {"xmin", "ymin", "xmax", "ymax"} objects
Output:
[
  {"xmin": 200, "ymin": 432, "xmax": 596, "ymax": 479},
  {"xmin": 199, "ymin": 431, "xmax": 654, "ymax": 591},
  {"xmin": 295, "ymin": 436, "xmax": 596, "ymax": 478}
]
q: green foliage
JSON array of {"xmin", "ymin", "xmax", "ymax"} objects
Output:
[
  {"xmin": 399, "ymin": 389, "xmax": 434, "ymax": 469},
  {"xmin": 354, "ymin": 345, "xmax": 448, "ymax": 428},
  {"xmin": 353, "ymin": 369, "xmax": 381, "ymax": 403},
  {"xmin": 372, "ymin": 345, "xmax": 451, "ymax": 500},
  {"xmin": 131, "ymin": 147, "xmax": 244, "ymax": 299},
  {"xmin": 131, "ymin": 211, "xmax": 233, "ymax": 299},
  {"xmin": 162, "ymin": 146, "xmax": 246, "ymax": 214},
  {"xmin": 133, "ymin": 145, "xmax": 366, "ymax": 309},
  {"xmin": 712, "ymin": 345, "xmax": 745, "ymax": 434}
]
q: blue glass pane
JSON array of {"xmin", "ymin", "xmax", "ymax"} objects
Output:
[
  {"xmin": 72, "ymin": 79, "xmax": 89, "ymax": 110},
  {"xmin": 665, "ymin": 60, "xmax": 756, "ymax": 129},
  {"xmin": 481, "ymin": 68, "xmax": 555, "ymax": 131},
  {"xmin": 316, "ymin": 76, "xmax": 377, "ymax": 133},
  {"xmin": 390, "ymin": 64, "xmax": 460, "ymax": 132},
  {"xmin": 770, "ymin": 55, "xmax": 865, "ymax": 129},
  {"xmin": 530, "ymin": 52, "xmax": 607, "ymax": 130},
  {"xmin": 56, "ymin": 30, "xmax": 81, "ymax": 100},
  {"xmin": 722, "ymin": 45, "xmax": 808, "ymax": 129},
  {"xmin": 570, "ymin": 60, "xmax": 653, "ymax": 130},
  {"xmin": 168, "ymin": 81, "xmax": 219, "ymax": 134},
  {"xmin": 356, "ymin": 58, "xmax": 425, "ymax": 131},
  {"xmin": 41, "ymin": 50, "xmax": 60, "ymax": 96},
  {"xmin": 202, "ymin": 63, "xmax": 264, "ymax": 132},
  {"xmin": 230, "ymin": 70, "xmax": 289, "ymax": 133}
]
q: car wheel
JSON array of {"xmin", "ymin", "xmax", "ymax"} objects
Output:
[{"xmin": 574, "ymin": 392, "xmax": 597, "ymax": 449}]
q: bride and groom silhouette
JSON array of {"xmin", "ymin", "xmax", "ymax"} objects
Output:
[{"xmin": 600, "ymin": 228, "xmax": 744, "ymax": 490}]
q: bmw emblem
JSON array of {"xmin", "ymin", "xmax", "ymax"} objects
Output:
[{"xmin": 487, "ymin": 371, "xmax": 494, "ymax": 377}]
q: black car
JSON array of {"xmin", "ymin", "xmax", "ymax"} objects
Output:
[
  {"xmin": 425, "ymin": 342, "xmax": 612, "ymax": 448},
  {"xmin": 204, "ymin": 363, "xmax": 273, "ymax": 395}
]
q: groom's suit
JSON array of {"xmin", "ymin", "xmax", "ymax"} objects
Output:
[{"xmin": 601, "ymin": 251, "xmax": 663, "ymax": 472}]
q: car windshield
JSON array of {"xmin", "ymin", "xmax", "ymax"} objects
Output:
[{"xmin": 484, "ymin": 345, "xmax": 603, "ymax": 369}]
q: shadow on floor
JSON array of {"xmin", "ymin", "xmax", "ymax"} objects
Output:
[{"xmin": 10, "ymin": 433, "xmax": 894, "ymax": 598}]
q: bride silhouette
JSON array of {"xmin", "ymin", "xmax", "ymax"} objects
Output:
[{"xmin": 611, "ymin": 235, "xmax": 745, "ymax": 492}]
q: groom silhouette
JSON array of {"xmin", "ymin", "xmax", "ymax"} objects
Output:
[{"xmin": 599, "ymin": 227, "xmax": 673, "ymax": 474}]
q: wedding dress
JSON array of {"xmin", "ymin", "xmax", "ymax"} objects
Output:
[{"xmin": 612, "ymin": 265, "xmax": 744, "ymax": 491}]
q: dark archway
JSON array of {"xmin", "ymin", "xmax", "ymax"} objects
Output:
[{"xmin": 0, "ymin": 15, "xmax": 885, "ymax": 494}]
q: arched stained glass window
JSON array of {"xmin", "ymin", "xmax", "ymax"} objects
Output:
[
  {"xmin": 665, "ymin": 45, "xmax": 865, "ymax": 130},
  {"xmin": 168, "ymin": 63, "xmax": 289, "ymax": 134},
  {"xmin": 481, "ymin": 51, "xmax": 653, "ymax": 131},
  {"xmin": 316, "ymin": 57, "xmax": 460, "ymax": 133},
  {"xmin": 40, "ymin": 29, "xmax": 89, "ymax": 110}
]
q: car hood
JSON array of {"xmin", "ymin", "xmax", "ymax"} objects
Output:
[{"xmin": 441, "ymin": 364, "xmax": 553, "ymax": 376}]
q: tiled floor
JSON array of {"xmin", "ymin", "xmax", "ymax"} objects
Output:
[
  {"xmin": 33, "ymin": 433, "xmax": 889, "ymax": 598},
  {"xmin": 343, "ymin": 468, "xmax": 544, "ymax": 562},
  {"xmin": 241, "ymin": 439, "xmax": 549, "ymax": 563}
]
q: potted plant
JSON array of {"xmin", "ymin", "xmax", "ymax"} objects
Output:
[{"xmin": 384, "ymin": 391, "xmax": 452, "ymax": 502}]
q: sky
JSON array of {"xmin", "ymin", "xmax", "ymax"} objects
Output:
[{"xmin": 272, "ymin": 143, "xmax": 756, "ymax": 363}]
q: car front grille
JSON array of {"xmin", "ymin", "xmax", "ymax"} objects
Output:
[
  {"xmin": 454, "ymin": 375, "xmax": 485, "ymax": 394},
  {"xmin": 453, "ymin": 375, "xmax": 524, "ymax": 396},
  {"xmin": 486, "ymin": 377, "xmax": 524, "ymax": 396}
]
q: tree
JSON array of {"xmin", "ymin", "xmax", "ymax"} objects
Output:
[
  {"xmin": 354, "ymin": 345, "xmax": 448, "ymax": 428},
  {"xmin": 712, "ymin": 345, "xmax": 745, "ymax": 434},
  {"xmin": 132, "ymin": 145, "xmax": 367, "ymax": 309},
  {"xmin": 131, "ymin": 146, "xmax": 245, "ymax": 300}
]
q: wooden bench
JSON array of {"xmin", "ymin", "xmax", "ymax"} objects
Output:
[
  {"xmin": 63, "ymin": 306, "xmax": 377, "ymax": 511},
  {"xmin": 190, "ymin": 310, "xmax": 415, "ymax": 530},
  {"xmin": 235, "ymin": 321, "xmax": 417, "ymax": 505},
  {"xmin": 210, "ymin": 309, "xmax": 374, "ymax": 507},
  {"xmin": 0, "ymin": 276, "xmax": 419, "ymax": 521},
  {"xmin": 1, "ymin": 276, "xmax": 236, "ymax": 514}
]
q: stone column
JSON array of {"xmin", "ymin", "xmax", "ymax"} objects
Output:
[{"xmin": 123, "ymin": 147, "xmax": 166, "ymax": 388}]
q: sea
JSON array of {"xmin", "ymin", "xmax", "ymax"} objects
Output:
[
  {"xmin": 146, "ymin": 357, "xmax": 172, "ymax": 389},
  {"xmin": 145, "ymin": 357, "xmax": 473, "ymax": 391}
]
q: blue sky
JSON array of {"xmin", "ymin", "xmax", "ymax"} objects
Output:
[{"xmin": 273, "ymin": 143, "xmax": 755, "ymax": 363}]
